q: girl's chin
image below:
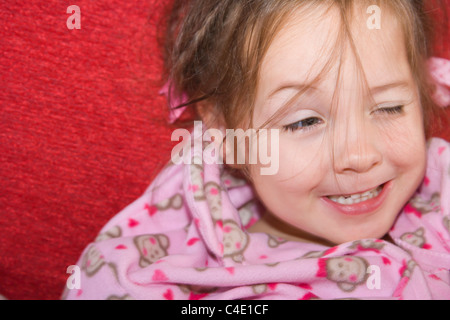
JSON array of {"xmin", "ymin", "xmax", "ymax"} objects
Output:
[
  {"xmin": 322, "ymin": 227, "xmax": 392, "ymax": 245},
  {"xmin": 317, "ymin": 198, "xmax": 400, "ymax": 244}
]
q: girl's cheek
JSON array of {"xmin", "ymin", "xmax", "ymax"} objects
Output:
[
  {"xmin": 382, "ymin": 126, "xmax": 426, "ymax": 166},
  {"xmin": 272, "ymin": 145, "xmax": 325, "ymax": 190}
]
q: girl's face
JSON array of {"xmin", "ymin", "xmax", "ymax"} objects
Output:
[{"xmin": 249, "ymin": 6, "xmax": 427, "ymax": 245}]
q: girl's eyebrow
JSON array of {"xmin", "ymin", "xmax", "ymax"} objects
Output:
[
  {"xmin": 369, "ymin": 80, "xmax": 411, "ymax": 96},
  {"xmin": 269, "ymin": 82, "xmax": 318, "ymax": 98},
  {"xmin": 269, "ymin": 80, "xmax": 411, "ymax": 98}
]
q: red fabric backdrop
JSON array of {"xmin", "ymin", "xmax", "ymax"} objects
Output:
[{"xmin": 1, "ymin": 1, "xmax": 449, "ymax": 300}]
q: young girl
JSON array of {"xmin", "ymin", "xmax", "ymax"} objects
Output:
[{"xmin": 64, "ymin": 0, "xmax": 450, "ymax": 300}]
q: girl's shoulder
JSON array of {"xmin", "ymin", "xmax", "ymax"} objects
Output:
[
  {"xmin": 427, "ymin": 136, "xmax": 450, "ymax": 148},
  {"xmin": 425, "ymin": 137, "xmax": 450, "ymax": 190},
  {"xmin": 389, "ymin": 137, "xmax": 450, "ymax": 277}
]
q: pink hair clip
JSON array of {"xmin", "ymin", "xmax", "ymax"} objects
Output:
[
  {"xmin": 159, "ymin": 80, "xmax": 189, "ymax": 124},
  {"xmin": 428, "ymin": 57, "xmax": 450, "ymax": 108}
]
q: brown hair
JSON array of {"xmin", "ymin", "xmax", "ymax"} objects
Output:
[{"xmin": 163, "ymin": 0, "xmax": 442, "ymax": 136}]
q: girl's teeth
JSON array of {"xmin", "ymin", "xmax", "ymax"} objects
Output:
[{"xmin": 327, "ymin": 186, "xmax": 382, "ymax": 205}]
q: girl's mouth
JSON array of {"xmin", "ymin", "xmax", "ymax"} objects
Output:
[
  {"xmin": 322, "ymin": 182, "xmax": 391, "ymax": 216},
  {"xmin": 326, "ymin": 185, "xmax": 384, "ymax": 205}
]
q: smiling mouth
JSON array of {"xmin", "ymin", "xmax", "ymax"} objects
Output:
[{"xmin": 326, "ymin": 184, "xmax": 385, "ymax": 205}]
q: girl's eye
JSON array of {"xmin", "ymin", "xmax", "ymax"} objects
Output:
[
  {"xmin": 283, "ymin": 117, "xmax": 323, "ymax": 133},
  {"xmin": 373, "ymin": 105, "xmax": 404, "ymax": 115}
]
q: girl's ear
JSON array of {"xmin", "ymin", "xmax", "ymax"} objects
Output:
[
  {"xmin": 196, "ymin": 101, "xmax": 246, "ymax": 171},
  {"xmin": 196, "ymin": 101, "xmax": 227, "ymax": 136}
]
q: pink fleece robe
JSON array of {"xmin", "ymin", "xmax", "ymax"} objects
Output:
[{"xmin": 63, "ymin": 132, "xmax": 450, "ymax": 300}]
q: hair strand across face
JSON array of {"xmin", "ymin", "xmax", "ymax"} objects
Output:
[{"xmin": 164, "ymin": 0, "xmax": 441, "ymax": 137}]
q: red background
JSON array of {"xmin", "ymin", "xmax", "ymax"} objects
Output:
[{"xmin": 1, "ymin": 0, "xmax": 449, "ymax": 299}]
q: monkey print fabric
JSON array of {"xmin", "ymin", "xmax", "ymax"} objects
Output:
[{"xmin": 64, "ymin": 136, "xmax": 450, "ymax": 300}]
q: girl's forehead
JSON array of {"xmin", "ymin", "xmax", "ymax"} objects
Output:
[{"xmin": 258, "ymin": 4, "xmax": 409, "ymax": 97}]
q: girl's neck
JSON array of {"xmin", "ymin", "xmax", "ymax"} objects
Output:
[
  {"xmin": 248, "ymin": 211, "xmax": 335, "ymax": 247},
  {"xmin": 248, "ymin": 210, "xmax": 396, "ymax": 247}
]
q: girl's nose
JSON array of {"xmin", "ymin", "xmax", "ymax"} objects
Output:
[{"xmin": 333, "ymin": 128, "xmax": 382, "ymax": 174}]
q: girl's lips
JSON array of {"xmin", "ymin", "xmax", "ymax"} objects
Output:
[{"xmin": 321, "ymin": 181, "xmax": 393, "ymax": 216}]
